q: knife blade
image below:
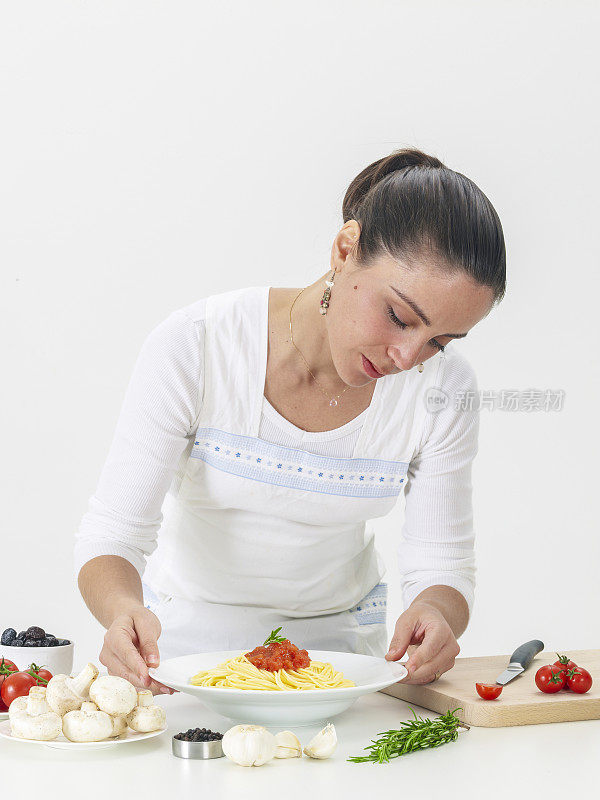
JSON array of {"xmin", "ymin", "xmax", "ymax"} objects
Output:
[{"xmin": 495, "ymin": 639, "xmax": 545, "ymax": 685}]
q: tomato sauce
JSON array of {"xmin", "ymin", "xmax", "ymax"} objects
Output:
[{"xmin": 245, "ymin": 639, "xmax": 311, "ymax": 672}]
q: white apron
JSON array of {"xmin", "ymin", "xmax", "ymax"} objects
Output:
[{"xmin": 142, "ymin": 286, "xmax": 443, "ymax": 659}]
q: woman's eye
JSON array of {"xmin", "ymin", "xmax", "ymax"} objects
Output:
[
  {"xmin": 387, "ymin": 306, "xmax": 407, "ymax": 329},
  {"xmin": 388, "ymin": 306, "xmax": 446, "ymax": 352}
]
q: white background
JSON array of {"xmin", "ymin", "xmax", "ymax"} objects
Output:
[{"xmin": 1, "ymin": 0, "xmax": 598, "ymax": 669}]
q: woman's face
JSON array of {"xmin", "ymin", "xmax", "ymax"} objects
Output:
[{"xmin": 326, "ymin": 230, "xmax": 496, "ymax": 386}]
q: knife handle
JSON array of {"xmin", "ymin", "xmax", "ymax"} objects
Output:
[{"xmin": 509, "ymin": 640, "xmax": 545, "ymax": 668}]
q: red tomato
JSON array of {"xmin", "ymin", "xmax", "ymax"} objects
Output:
[
  {"xmin": 27, "ymin": 663, "xmax": 52, "ymax": 686},
  {"xmin": 0, "ymin": 658, "xmax": 20, "ymax": 710},
  {"xmin": 476, "ymin": 683, "xmax": 503, "ymax": 700},
  {"xmin": 553, "ymin": 653, "xmax": 577, "ymax": 672},
  {"xmin": 553, "ymin": 655, "xmax": 577, "ymax": 690},
  {"xmin": 0, "ymin": 671, "xmax": 37, "ymax": 708},
  {"xmin": 535, "ymin": 665, "xmax": 566, "ymax": 693},
  {"xmin": 566, "ymin": 667, "xmax": 592, "ymax": 694}
]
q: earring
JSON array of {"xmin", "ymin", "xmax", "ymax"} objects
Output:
[
  {"xmin": 417, "ymin": 363, "xmax": 424, "ymax": 373},
  {"xmin": 319, "ymin": 269, "xmax": 336, "ymax": 315}
]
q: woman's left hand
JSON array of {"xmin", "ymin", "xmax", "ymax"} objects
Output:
[{"xmin": 384, "ymin": 600, "xmax": 460, "ymax": 684}]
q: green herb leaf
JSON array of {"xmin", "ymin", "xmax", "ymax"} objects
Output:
[
  {"xmin": 263, "ymin": 627, "xmax": 286, "ymax": 646},
  {"xmin": 347, "ymin": 707, "xmax": 468, "ymax": 763}
]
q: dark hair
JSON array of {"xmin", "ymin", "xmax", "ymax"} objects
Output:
[{"xmin": 342, "ymin": 147, "xmax": 506, "ymax": 305}]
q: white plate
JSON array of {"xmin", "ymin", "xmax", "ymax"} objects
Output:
[
  {"xmin": 0, "ymin": 720, "xmax": 167, "ymax": 750},
  {"xmin": 150, "ymin": 650, "xmax": 407, "ymax": 726}
]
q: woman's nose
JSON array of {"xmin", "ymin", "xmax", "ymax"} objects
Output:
[{"xmin": 387, "ymin": 344, "xmax": 425, "ymax": 372}]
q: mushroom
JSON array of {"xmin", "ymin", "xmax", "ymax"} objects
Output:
[
  {"xmin": 88, "ymin": 674, "xmax": 137, "ymax": 717},
  {"xmin": 8, "ymin": 695, "xmax": 28, "ymax": 720},
  {"xmin": 62, "ymin": 701, "xmax": 113, "ymax": 742},
  {"xmin": 46, "ymin": 662, "xmax": 99, "ymax": 716},
  {"xmin": 126, "ymin": 690, "xmax": 166, "ymax": 733},
  {"xmin": 10, "ymin": 686, "xmax": 62, "ymax": 741},
  {"xmin": 109, "ymin": 715, "xmax": 128, "ymax": 737}
]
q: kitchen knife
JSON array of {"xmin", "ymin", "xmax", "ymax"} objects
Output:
[{"xmin": 495, "ymin": 640, "xmax": 545, "ymax": 685}]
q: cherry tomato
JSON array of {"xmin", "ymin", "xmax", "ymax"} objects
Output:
[
  {"xmin": 27, "ymin": 663, "xmax": 52, "ymax": 686},
  {"xmin": 553, "ymin": 653, "xmax": 578, "ymax": 672},
  {"xmin": 0, "ymin": 671, "xmax": 37, "ymax": 707},
  {"xmin": 566, "ymin": 667, "xmax": 593, "ymax": 694},
  {"xmin": 535, "ymin": 665, "xmax": 566, "ymax": 693},
  {"xmin": 553, "ymin": 654, "xmax": 577, "ymax": 689},
  {"xmin": 476, "ymin": 682, "xmax": 503, "ymax": 700},
  {"xmin": 0, "ymin": 658, "xmax": 19, "ymax": 710}
]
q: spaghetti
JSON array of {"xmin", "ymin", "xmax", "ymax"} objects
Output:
[{"xmin": 189, "ymin": 653, "xmax": 355, "ymax": 690}]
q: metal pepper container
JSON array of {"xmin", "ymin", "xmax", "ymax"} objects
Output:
[{"xmin": 172, "ymin": 736, "xmax": 224, "ymax": 759}]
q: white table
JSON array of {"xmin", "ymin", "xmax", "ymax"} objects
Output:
[{"xmin": 1, "ymin": 688, "xmax": 596, "ymax": 798}]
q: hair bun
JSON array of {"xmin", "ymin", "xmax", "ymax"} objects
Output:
[
  {"xmin": 343, "ymin": 148, "xmax": 444, "ymax": 221},
  {"xmin": 340, "ymin": 146, "xmax": 506, "ymax": 306}
]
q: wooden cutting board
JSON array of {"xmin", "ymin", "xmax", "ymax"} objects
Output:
[{"xmin": 379, "ymin": 649, "xmax": 600, "ymax": 727}]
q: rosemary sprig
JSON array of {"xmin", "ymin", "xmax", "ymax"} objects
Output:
[
  {"xmin": 348, "ymin": 707, "xmax": 469, "ymax": 763},
  {"xmin": 263, "ymin": 627, "xmax": 287, "ymax": 646}
]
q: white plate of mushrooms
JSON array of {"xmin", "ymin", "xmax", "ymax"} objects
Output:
[
  {"xmin": 0, "ymin": 663, "xmax": 168, "ymax": 749},
  {"xmin": 0, "ymin": 719, "xmax": 167, "ymax": 749}
]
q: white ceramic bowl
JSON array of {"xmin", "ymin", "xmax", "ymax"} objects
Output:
[
  {"xmin": 0, "ymin": 641, "xmax": 74, "ymax": 676},
  {"xmin": 150, "ymin": 650, "xmax": 407, "ymax": 727}
]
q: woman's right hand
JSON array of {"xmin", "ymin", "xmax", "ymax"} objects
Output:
[{"xmin": 99, "ymin": 605, "xmax": 176, "ymax": 695}]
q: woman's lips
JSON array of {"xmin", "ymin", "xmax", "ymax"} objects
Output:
[{"xmin": 362, "ymin": 354, "xmax": 384, "ymax": 378}]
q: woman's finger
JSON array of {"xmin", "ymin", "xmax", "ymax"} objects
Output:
[
  {"xmin": 404, "ymin": 638, "xmax": 460, "ymax": 684},
  {"xmin": 99, "ymin": 643, "xmax": 175, "ymax": 694},
  {"xmin": 148, "ymin": 678, "xmax": 177, "ymax": 696},
  {"xmin": 131, "ymin": 609, "xmax": 162, "ymax": 669},
  {"xmin": 99, "ymin": 645, "xmax": 146, "ymax": 689},
  {"xmin": 385, "ymin": 611, "xmax": 420, "ymax": 660},
  {"xmin": 404, "ymin": 623, "xmax": 450, "ymax": 675},
  {"xmin": 105, "ymin": 620, "xmax": 149, "ymax": 683}
]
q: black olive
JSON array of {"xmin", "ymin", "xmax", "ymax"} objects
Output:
[
  {"xmin": 17, "ymin": 631, "xmax": 27, "ymax": 640},
  {"xmin": 24, "ymin": 639, "xmax": 37, "ymax": 647},
  {"xmin": 56, "ymin": 639, "xmax": 71, "ymax": 646},
  {"xmin": 1, "ymin": 628, "xmax": 16, "ymax": 646},
  {"xmin": 11, "ymin": 639, "xmax": 24, "ymax": 647},
  {"xmin": 46, "ymin": 637, "xmax": 59, "ymax": 647},
  {"xmin": 25, "ymin": 626, "xmax": 46, "ymax": 640}
]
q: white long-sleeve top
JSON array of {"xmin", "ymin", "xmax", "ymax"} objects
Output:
[{"xmin": 74, "ymin": 296, "xmax": 479, "ymax": 616}]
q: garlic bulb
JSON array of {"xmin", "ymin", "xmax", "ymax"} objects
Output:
[
  {"xmin": 222, "ymin": 724, "xmax": 276, "ymax": 767},
  {"xmin": 274, "ymin": 730, "xmax": 302, "ymax": 758},
  {"xmin": 303, "ymin": 723, "xmax": 337, "ymax": 759}
]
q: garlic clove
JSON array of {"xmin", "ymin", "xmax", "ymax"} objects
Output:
[
  {"xmin": 274, "ymin": 730, "xmax": 302, "ymax": 758},
  {"xmin": 303, "ymin": 722, "xmax": 337, "ymax": 759},
  {"xmin": 222, "ymin": 724, "xmax": 276, "ymax": 767}
]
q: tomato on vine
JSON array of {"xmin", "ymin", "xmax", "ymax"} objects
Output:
[
  {"xmin": 0, "ymin": 658, "xmax": 19, "ymax": 711},
  {"xmin": 535, "ymin": 665, "xmax": 566, "ymax": 693},
  {"xmin": 565, "ymin": 667, "xmax": 592, "ymax": 694},
  {"xmin": 0, "ymin": 663, "xmax": 53, "ymax": 708},
  {"xmin": 553, "ymin": 653, "xmax": 577, "ymax": 688}
]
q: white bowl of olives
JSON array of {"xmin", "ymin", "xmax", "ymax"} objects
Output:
[{"xmin": 0, "ymin": 627, "xmax": 74, "ymax": 675}]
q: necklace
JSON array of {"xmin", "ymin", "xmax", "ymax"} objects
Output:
[{"xmin": 289, "ymin": 286, "xmax": 353, "ymax": 408}]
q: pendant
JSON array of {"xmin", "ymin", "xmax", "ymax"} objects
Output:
[{"xmin": 329, "ymin": 398, "xmax": 338, "ymax": 407}]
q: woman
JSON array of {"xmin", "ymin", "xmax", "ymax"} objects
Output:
[{"xmin": 75, "ymin": 147, "xmax": 505, "ymax": 695}]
